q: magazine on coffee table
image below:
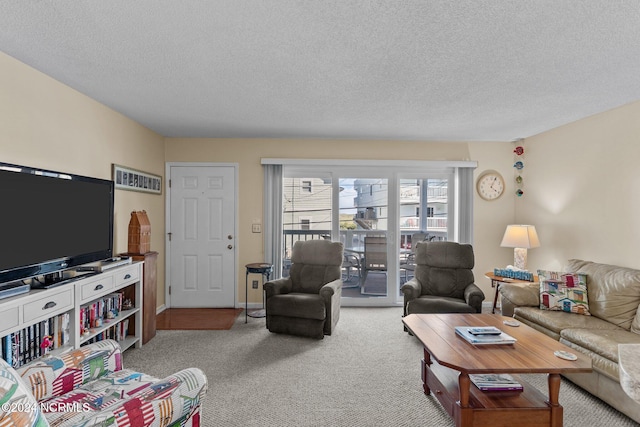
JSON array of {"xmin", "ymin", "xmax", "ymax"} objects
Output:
[
  {"xmin": 469, "ymin": 373, "xmax": 523, "ymax": 392},
  {"xmin": 454, "ymin": 326, "xmax": 517, "ymax": 345}
]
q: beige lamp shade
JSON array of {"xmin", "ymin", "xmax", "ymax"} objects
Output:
[{"xmin": 500, "ymin": 225, "xmax": 540, "ymax": 270}]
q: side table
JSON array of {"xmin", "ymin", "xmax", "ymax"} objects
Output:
[
  {"xmin": 485, "ymin": 272, "xmax": 538, "ymax": 314},
  {"xmin": 245, "ymin": 263, "xmax": 273, "ymax": 323}
]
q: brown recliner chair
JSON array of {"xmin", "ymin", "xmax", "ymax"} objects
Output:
[
  {"xmin": 401, "ymin": 241, "xmax": 485, "ymax": 324},
  {"xmin": 264, "ymin": 239, "xmax": 343, "ymax": 339}
]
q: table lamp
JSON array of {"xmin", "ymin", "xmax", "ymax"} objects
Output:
[{"xmin": 500, "ymin": 224, "xmax": 540, "ymax": 270}]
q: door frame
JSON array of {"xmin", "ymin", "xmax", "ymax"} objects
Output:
[{"xmin": 164, "ymin": 162, "xmax": 239, "ymax": 309}]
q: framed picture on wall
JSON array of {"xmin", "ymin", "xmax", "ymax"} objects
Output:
[{"xmin": 112, "ymin": 164, "xmax": 162, "ymax": 195}]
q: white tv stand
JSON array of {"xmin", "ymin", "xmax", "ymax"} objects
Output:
[{"xmin": 0, "ymin": 262, "xmax": 143, "ymax": 367}]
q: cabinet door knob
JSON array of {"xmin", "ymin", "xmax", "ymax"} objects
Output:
[
  {"xmin": 227, "ymin": 245, "xmax": 233, "ymax": 250},
  {"xmin": 228, "ymin": 235, "xmax": 233, "ymax": 240},
  {"xmin": 124, "ymin": 274, "xmax": 131, "ymax": 279},
  {"xmin": 94, "ymin": 284, "xmax": 104, "ymax": 291},
  {"xmin": 43, "ymin": 301, "xmax": 57, "ymax": 310}
]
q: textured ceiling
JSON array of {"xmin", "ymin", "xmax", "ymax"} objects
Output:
[{"xmin": 1, "ymin": 1, "xmax": 640, "ymax": 141}]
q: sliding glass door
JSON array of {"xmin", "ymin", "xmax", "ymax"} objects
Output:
[
  {"xmin": 276, "ymin": 162, "xmax": 470, "ymax": 307},
  {"xmin": 339, "ymin": 177, "xmax": 389, "ymax": 299}
]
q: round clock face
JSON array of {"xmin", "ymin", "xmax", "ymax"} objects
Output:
[{"xmin": 476, "ymin": 171, "xmax": 505, "ymax": 201}]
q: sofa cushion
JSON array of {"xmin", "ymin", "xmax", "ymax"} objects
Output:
[
  {"xmin": 631, "ymin": 303, "xmax": 640, "ymax": 335},
  {"xmin": 407, "ymin": 295, "xmax": 476, "ymax": 314},
  {"xmin": 560, "ymin": 327, "xmax": 640, "ymax": 362},
  {"xmin": 0, "ymin": 357, "xmax": 49, "ymax": 427},
  {"xmin": 40, "ymin": 367, "xmax": 207, "ymax": 427},
  {"xmin": 538, "ymin": 270, "xmax": 590, "ymax": 315},
  {"xmin": 567, "ymin": 259, "xmax": 640, "ymax": 330},
  {"xmin": 514, "ymin": 306, "xmax": 620, "ymax": 336}
]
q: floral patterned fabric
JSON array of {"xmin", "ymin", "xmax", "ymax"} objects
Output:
[{"xmin": 1, "ymin": 340, "xmax": 207, "ymax": 427}]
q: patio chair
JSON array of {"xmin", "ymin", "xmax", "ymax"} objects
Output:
[
  {"xmin": 361, "ymin": 234, "xmax": 387, "ymax": 295},
  {"xmin": 264, "ymin": 239, "xmax": 343, "ymax": 339},
  {"xmin": 400, "ymin": 232, "xmax": 428, "ymax": 283},
  {"xmin": 342, "ymin": 253, "xmax": 361, "ymax": 288}
]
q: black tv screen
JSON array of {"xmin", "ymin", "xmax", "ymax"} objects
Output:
[{"xmin": 0, "ymin": 162, "xmax": 114, "ymax": 285}]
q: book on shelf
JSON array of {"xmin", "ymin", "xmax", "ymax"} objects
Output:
[
  {"xmin": 454, "ymin": 326, "xmax": 517, "ymax": 345},
  {"xmin": 1, "ymin": 312, "xmax": 71, "ymax": 368},
  {"xmin": 470, "ymin": 373, "xmax": 523, "ymax": 392}
]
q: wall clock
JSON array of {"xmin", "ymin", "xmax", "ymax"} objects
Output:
[{"xmin": 476, "ymin": 170, "xmax": 505, "ymax": 201}]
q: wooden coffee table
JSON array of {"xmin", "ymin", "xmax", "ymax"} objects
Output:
[{"xmin": 402, "ymin": 313, "xmax": 592, "ymax": 427}]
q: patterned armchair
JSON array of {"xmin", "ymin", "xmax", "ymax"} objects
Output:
[{"xmin": 1, "ymin": 340, "xmax": 207, "ymax": 427}]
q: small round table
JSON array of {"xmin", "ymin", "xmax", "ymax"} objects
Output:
[{"xmin": 245, "ymin": 263, "xmax": 273, "ymax": 323}]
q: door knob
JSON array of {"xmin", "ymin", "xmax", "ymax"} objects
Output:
[
  {"xmin": 228, "ymin": 245, "xmax": 233, "ymax": 250},
  {"xmin": 228, "ymin": 235, "xmax": 233, "ymax": 240}
]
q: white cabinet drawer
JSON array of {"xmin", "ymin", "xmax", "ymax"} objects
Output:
[
  {"xmin": 79, "ymin": 275, "xmax": 115, "ymax": 304},
  {"xmin": 23, "ymin": 289, "xmax": 73, "ymax": 323},
  {"xmin": 0, "ymin": 306, "xmax": 20, "ymax": 335},
  {"xmin": 115, "ymin": 265, "xmax": 140, "ymax": 288}
]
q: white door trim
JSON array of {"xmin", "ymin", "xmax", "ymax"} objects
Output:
[{"xmin": 165, "ymin": 162, "xmax": 239, "ymax": 308}]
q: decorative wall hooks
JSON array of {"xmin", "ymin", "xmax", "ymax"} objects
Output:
[{"xmin": 512, "ymin": 139, "xmax": 525, "ymax": 197}]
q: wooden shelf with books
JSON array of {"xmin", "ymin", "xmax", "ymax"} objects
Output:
[{"xmin": 0, "ymin": 262, "xmax": 144, "ymax": 369}]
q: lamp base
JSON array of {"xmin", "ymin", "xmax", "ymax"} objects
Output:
[{"xmin": 514, "ymin": 247, "xmax": 528, "ymax": 270}]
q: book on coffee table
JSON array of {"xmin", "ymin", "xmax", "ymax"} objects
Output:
[
  {"xmin": 454, "ymin": 326, "xmax": 517, "ymax": 345},
  {"xmin": 470, "ymin": 373, "xmax": 523, "ymax": 392}
]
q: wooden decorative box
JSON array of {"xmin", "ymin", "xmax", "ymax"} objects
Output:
[{"xmin": 128, "ymin": 210, "xmax": 151, "ymax": 254}]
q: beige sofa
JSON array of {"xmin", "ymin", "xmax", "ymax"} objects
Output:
[{"xmin": 499, "ymin": 259, "xmax": 640, "ymax": 423}]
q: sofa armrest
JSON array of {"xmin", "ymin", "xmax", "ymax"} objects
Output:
[
  {"xmin": 464, "ymin": 283, "xmax": 485, "ymax": 313},
  {"xmin": 401, "ymin": 279, "xmax": 421, "ymax": 299},
  {"xmin": 264, "ymin": 277, "xmax": 292, "ymax": 298},
  {"xmin": 16, "ymin": 339, "xmax": 122, "ymax": 402},
  {"xmin": 499, "ymin": 283, "xmax": 540, "ymax": 317},
  {"xmin": 320, "ymin": 279, "xmax": 342, "ymax": 335},
  {"xmin": 42, "ymin": 367, "xmax": 208, "ymax": 427},
  {"xmin": 0, "ymin": 357, "xmax": 50, "ymax": 426},
  {"xmin": 401, "ymin": 279, "xmax": 421, "ymax": 316},
  {"xmin": 117, "ymin": 367, "xmax": 208, "ymax": 426},
  {"xmin": 319, "ymin": 279, "xmax": 341, "ymax": 299}
]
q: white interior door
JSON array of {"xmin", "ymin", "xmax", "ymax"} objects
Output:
[{"xmin": 167, "ymin": 164, "xmax": 237, "ymax": 307}]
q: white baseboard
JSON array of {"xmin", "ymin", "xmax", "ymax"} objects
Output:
[{"xmin": 156, "ymin": 304, "xmax": 166, "ymax": 314}]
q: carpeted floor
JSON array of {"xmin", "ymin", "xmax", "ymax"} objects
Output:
[
  {"xmin": 124, "ymin": 307, "xmax": 639, "ymax": 427},
  {"xmin": 156, "ymin": 308, "xmax": 242, "ymax": 330}
]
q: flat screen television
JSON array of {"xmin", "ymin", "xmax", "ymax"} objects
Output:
[{"xmin": 0, "ymin": 162, "xmax": 114, "ymax": 286}]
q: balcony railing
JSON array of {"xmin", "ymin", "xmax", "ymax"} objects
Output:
[{"xmin": 282, "ymin": 228, "xmax": 447, "ymax": 261}]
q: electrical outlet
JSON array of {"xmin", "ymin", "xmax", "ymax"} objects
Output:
[
  {"xmin": 252, "ymin": 280, "xmax": 259, "ymax": 289},
  {"xmin": 252, "ymin": 223, "xmax": 261, "ymax": 233}
]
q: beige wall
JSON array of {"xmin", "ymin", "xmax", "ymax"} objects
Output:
[
  {"xmin": 8, "ymin": 46, "xmax": 638, "ymax": 310},
  {"xmin": 516, "ymin": 100, "xmax": 640, "ymax": 272},
  {"xmin": 0, "ymin": 52, "xmax": 167, "ymax": 307},
  {"xmin": 165, "ymin": 139, "xmax": 515, "ymax": 303}
]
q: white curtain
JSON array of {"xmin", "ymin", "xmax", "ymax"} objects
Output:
[
  {"xmin": 263, "ymin": 164, "xmax": 283, "ymax": 277},
  {"xmin": 456, "ymin": 167, "xmax": 474, "ymax": 244}
]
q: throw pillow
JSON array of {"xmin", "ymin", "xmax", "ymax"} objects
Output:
[{"xmin": 538, "ymin": 270, "xmax": 590, "ymax": 315}]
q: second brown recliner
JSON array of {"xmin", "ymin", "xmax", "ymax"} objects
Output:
[{"xmin": 401, "ymin": 241, "xmax": 485, "ymax": 326}]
